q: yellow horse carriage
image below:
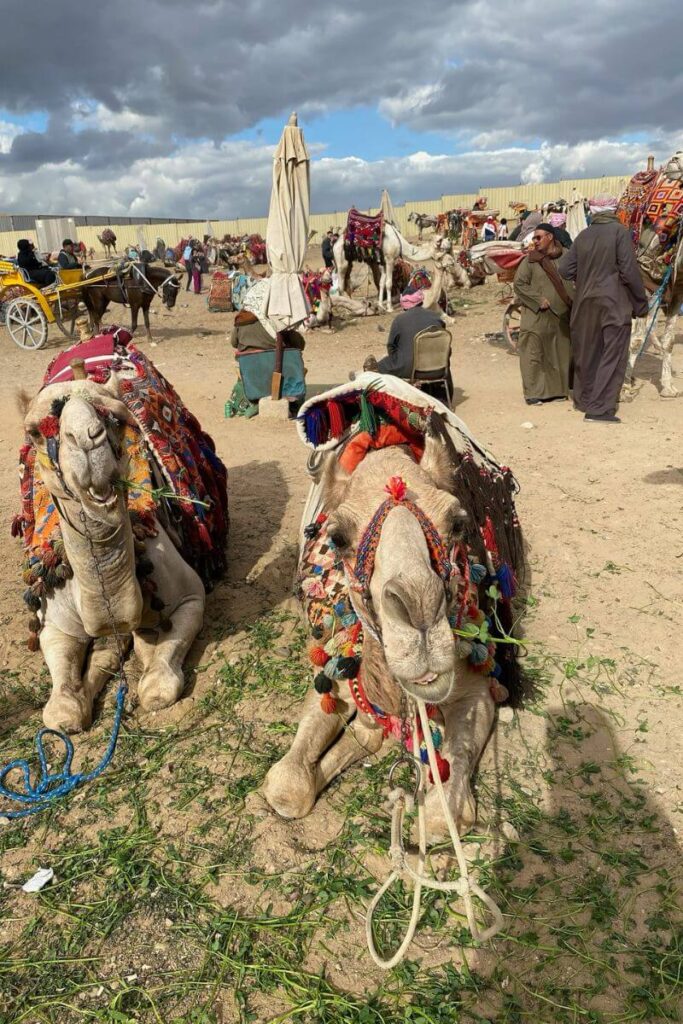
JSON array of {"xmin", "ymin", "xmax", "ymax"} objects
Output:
[{"xmin": 0, "ymin": 261, "xmax": 88, "ymax": 349}]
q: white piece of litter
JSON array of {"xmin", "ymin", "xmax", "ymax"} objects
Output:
[
  {"xmin": 520, "ymin": 421, "xmax": 535, "ymax": 430},
  {"xmin": 22, "ymin": 867, "xmax": 54, "ymax": 893}
]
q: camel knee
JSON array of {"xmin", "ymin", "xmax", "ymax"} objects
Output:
[{"xmin": 262, "ymin": 754, "xmax": 317, "ymax": 819}]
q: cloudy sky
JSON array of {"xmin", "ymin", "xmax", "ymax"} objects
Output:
[{"xmin": 1, "ymin": 0, "xmax": 681, "ymax": 218}]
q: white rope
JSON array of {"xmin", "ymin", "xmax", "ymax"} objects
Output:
[{"xmin": 366, "ymin": 698, "xmax": 504, "ymax": 969}]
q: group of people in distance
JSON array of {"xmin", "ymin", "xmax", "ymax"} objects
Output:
[{"xmin": 513, "ymin": 194, "xmax": 647, "ymax": 422}]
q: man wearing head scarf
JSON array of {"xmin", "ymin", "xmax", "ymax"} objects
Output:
[
  {"xmin": 513, "ymin": 224, "xmax": 573, "ymax": 404},
  {"xmin": 547, "ymin": 212, "xmax": 572, "ymax": 250},
  {"xmin": 558, "ymin": 193, "xmax": 648, "ymax": 422},
  {"xmin": 370, "ymin": 290, "xmax": 445, "ymax": 380}
]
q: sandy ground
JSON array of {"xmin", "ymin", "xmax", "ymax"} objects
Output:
[{"xmin": 1, "ymin": 253, "xmax": 682, "ymax": 820}]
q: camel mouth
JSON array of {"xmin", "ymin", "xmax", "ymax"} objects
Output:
[{"xmin": 397, "ymin": 670, "xmax": 455, "ymax": 704}]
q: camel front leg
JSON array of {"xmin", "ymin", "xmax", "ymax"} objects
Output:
[
  {"xmin": 422, "ymin": 675, "xmax": 495, "ymax": 842},
  {"xmin": 130, "ymin": 300, "xmax": 140, "ymax": 336},
  {"xmin": 40, "ymin": 623, "xmax": 96, "ymax": 734},
  {"xmin": 262, "ymin": 689, "xmax": 355, "ymax": 818},
  {"xmin": 316, "ymin": 712, "xmax": 385, "ymax": 794},
  {"xmin": 383, "ymin": 258, "xmax": 394, "ymax": 312},
  {"xmin": 133, "ymin": 591, "xmax": 205, "ymax": 712}
]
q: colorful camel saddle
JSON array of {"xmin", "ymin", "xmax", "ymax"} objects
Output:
[
  {"xmin": 14, "ymin": 329, "xmax": 229, "ymax": 609},
  {"xmin": 345, "ymin": 209, "xmax": 384, "ymax": 262},
  {"xmin": 207, "ymin": 271, "xmax": 233, "ymax": 312},
  {"xmin": 617, "ymin": 170, "xmax": 683, "ymax": 284},
  {"xmin": 295, "ymin": 375, "xmax": 525, "ymax": 736}
]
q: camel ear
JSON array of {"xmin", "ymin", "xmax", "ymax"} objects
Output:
[
  {"xmin": 95, "ymin": 376, "xmax": 136, "ymax": 425},
  {"xmin": 321, "ymin": 452, "xmax": 352, "ymax": 511},
  {"xmin": 421, "ymin": 414, "xmax": 458, "ymax": 494}
]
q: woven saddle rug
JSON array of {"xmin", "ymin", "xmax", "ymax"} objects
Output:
[
  {"xmin": 618, "ymin": 171, "xmax": 683, "ymax": 283},
  {"xmin": 344, "ymin": 209, "xmax": 384, "ymax": 263},
  {"xmin": 295, "ymin": 374, "xmax": 525, "ymax": 717},
  {"xmin": 207, "ymin": 271, "xmax": 233, "ymax": 312},
  {"xmin": 16, "ymin": 330, "xmax": 228, "ymax": 603}
]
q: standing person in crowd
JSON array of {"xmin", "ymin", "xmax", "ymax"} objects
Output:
[
  {"xmin": 183, "ymin": 239, "xmax": 194, "ymax": 291},
  {"xmin": 497, "ymin": 218, "xmax": 509, "ymax": 240},
  {"xmin": 16, "ymin": 239, "xmax": 56, "ymax": 287},
  {"xmin": 558, "ymin": 194, "xmax": 648, "ymax": 423},
  {"xmin": 548, "ymin": 212, "xmax": 572, "ymax": 249},
  {"xmin": 513, "ymin": 224, "xmax": 573, "ymax": 405},
  {"xmin": 483, "ymin": 215, "xmax": 497, "ymax": 241},
  {"xmin": 321, "ymin": 229, "xmax": 335, "ymax": 269},
  {"xmin": 192, "ymin": 245, "xmax": 207, "ymax": 294}
]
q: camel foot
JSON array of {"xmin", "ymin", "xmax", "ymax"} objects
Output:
[
  {"xmin": 43, "ymin": 690, "xmax": 92, "ymax": 734},
  {"xmin": 262, "ymin": 758, "xmax": 316, "ymax": 819},
  {"xmin": 422, "ymin": 780, "xmax": 477, "ymax": 843},
  {"xmin": 137, "ymin": 664, "xmax": 184, "ymax": 711}
]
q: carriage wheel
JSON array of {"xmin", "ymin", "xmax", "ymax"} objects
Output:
[
  {"xmin": 503, "ymin": 302, "xmax": 521, "ymax": 352},
  {"xmin": 5, "ymin": 297, "xmax": 48, "ymax": 350}
]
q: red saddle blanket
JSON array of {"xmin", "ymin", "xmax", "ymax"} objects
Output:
[{"xmin": 345, "ymin": 209, "xmax": 383, "ymax": 252}]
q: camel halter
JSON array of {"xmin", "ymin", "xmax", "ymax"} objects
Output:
[
  {"xmin": 339, "ymin": 477, "xmax": 505, "ymax": 965},
  {"xmin": 342, "ymin": 475, "xmax": 466, "ymax": 643}
]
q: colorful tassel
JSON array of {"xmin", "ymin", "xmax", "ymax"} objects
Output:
[
  {"xmin": 198, "ymin": 522, "xmax": 212, "ymax": 548},
  {"xmin": 358, "ymin": 390, "xmax": 377, "ymax": 437},
  {"xmin": 384, "ymin": 475, "xmax": 407, "ymax": 502},
  {"xmin": 327, "ymin": 400, "xmax": 346, "ymax": 439},
  {"xmin": 303, "ymin": 406, "xmax": 329, "ymax": 446},
  {"xmin": 38, "ymin": 415, "xmax": 60, "ymax": 438},
  {"xmin": 320, "ymin": 692, "xmax": 337, "ymax": 714},
  {"xmin": 496, "ymin": 562, "xmax": 516, "ymax": 600},
  {"xmin": 27, "ymin": 632, "xmax": 40, "ymax": 653}
]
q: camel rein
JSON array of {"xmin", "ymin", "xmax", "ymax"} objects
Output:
[
  {"xmin": 0, "ymin": 448, "xmax": 130, "ymax": 819},
  {"xmin": 342, "ymin": 477, "xmax": 505, "ymax": 965}
]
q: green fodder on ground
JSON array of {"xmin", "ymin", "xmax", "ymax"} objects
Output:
[{"xmin": 1, "ymin": 611, "xmax": 682, "ymax": 1024}]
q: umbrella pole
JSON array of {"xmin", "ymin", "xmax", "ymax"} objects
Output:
[{"xmin": 271, "ymin": 332, "xmax": 284, "ymax": 401}]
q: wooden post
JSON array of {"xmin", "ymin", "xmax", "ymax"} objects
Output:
[
  {"xmin": 271, "ymin": 332, "xmax": 284, "ymax": 401},
  {"xmin": 70, "ymin": 358, "xmax": 87, "ymax": 380}
]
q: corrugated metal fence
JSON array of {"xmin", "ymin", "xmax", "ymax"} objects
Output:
[{"xmin": 0, "ymin": 175, "xmax": 629, "ymax": 255}]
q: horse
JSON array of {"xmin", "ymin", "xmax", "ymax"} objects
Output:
[{"xmin": 81, "ymin": 264, "xmax": 180, "ymax": 341}]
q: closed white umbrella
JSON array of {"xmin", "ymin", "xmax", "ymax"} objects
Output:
[{"xmin": 265, "ymin": 112, "xmax": 310, "ymax": 331}]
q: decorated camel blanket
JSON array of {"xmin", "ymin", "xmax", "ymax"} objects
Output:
[
  {"xmin": 207, "ymin": 271, "xmax": 233, "ymax": 312},
  {"xmin": 295, "ymin": 375, "xmax": 524, "ymax": 750},
  {"xmin": 345, "ymin": 209, "xmax": 384, "ymax": 262},
  {"xmin": 14, "ymin": 329, "xmax": 228, "ymax": 613},
  {"xmin": 617, "ymin": 170, "xmax": 683, "ymax": 283}
]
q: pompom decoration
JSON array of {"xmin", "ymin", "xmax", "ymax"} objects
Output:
[
  {"xmin": 428, "ymin": 751, "xmax": 451, "ymax": 784},
  {"xmin": 327, "ymin": 400, "xmax": 346, "ymax": 439},
  {"xmin": 38, "ymin": 415, "xmax": 60, "ymax": 439},
  {"xmin": 27, "ymin": 632, "xmax": 40, "ymax": 653},
  {"xmin": 309, "ymin": 645, "xmax": 330, "ymax": 667},
  {"xmin": 384, "ymin": 475, "xmax": 407, "ymax": 502},
  {"xmin": 320, "ymin": 692, "xmax": 337, "ymax": 714}
]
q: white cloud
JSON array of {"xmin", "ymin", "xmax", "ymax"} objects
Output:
[
  {"xmin": 0, "ymin": 120, "xmax": 24, "ymax": 155},
  {"xmin": 1, "ymin": 133, "xmax": 680, "ymax": 219}
]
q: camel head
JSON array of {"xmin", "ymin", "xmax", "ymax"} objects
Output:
[
  {"xmin": 321, "ymin": 432, "xmax": 467, "ymax": 706},
  {"xmin": 23, "ymin": 376, "xmax": 135, "ymax": 530},
  {"xmin": 663, "ymin": 151, "xmax": 683, "ymax": 182}
]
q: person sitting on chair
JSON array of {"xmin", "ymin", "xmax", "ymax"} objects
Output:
[
  {"xmin": 365, "ymin": 290, "xmax": 444, "ymax": 378},
  {"xmin": 16, "ymin": 239, "xmax": 57, "ymax": 287},
  {"xmin": 57, "ymin": 238, "xmax": 81, "ymax": 270}
]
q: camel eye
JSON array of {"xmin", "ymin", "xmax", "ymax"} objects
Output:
[
  {"xmin": 327, "ymin": 527, "xmax": 349, "ymax": 551},
  {"xmin": 447, "ymin": 505, "xmax": 468, "ymax": 539}
]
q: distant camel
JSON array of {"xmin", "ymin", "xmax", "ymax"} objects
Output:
[{"xmin": 97, "ymin": 229, "xmax": 117, "ymax": 259}]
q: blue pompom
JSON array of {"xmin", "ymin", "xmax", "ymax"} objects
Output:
[
  {"xmin": 334, "ymin": 601, "xmax": 346, "ymax": 616},
  {"xmin": 469, "ymin": 561, "xmax": 487, "ymax": 584},
  {"xmin": 469, "ymin": 642, "xmax": 489, "ymax": 665},
  {"xmin": 497, "ymin": 563, "xmax": 516, "ymax": 599}
]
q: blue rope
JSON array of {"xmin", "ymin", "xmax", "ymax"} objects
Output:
[
  {"xmin": 634, "ymin": 263, "xmax": 674, "ymax": 364},
  {"xmin": 0, "ymin": 682, "xmax": 127, "ymax": 820}
]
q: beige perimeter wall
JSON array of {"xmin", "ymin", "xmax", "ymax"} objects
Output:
[{"xmin": 0, "ymin": 175, "xmax": 628, "ymax": 256}]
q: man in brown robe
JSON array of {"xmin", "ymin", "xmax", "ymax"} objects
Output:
[
  {"xmin": 558, "ymin": 194, "xmax": 648, "ymax": 423},
  {"xmin": 514, "ymin": 225, "xmax": 573, "ymax": 404}
]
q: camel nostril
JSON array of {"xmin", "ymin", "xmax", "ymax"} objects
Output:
[
  {"xmin": 382, "ymin": 577, "xmax": 447, "ymax": 632},
  {"xmin": 88, "ymin": 423, "xmax": 106, "ymax": 441}
]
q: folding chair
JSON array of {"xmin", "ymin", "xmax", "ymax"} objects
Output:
[{"xmin": 410, "ymin": 325, "xmax": 453, "ymax": 407}]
